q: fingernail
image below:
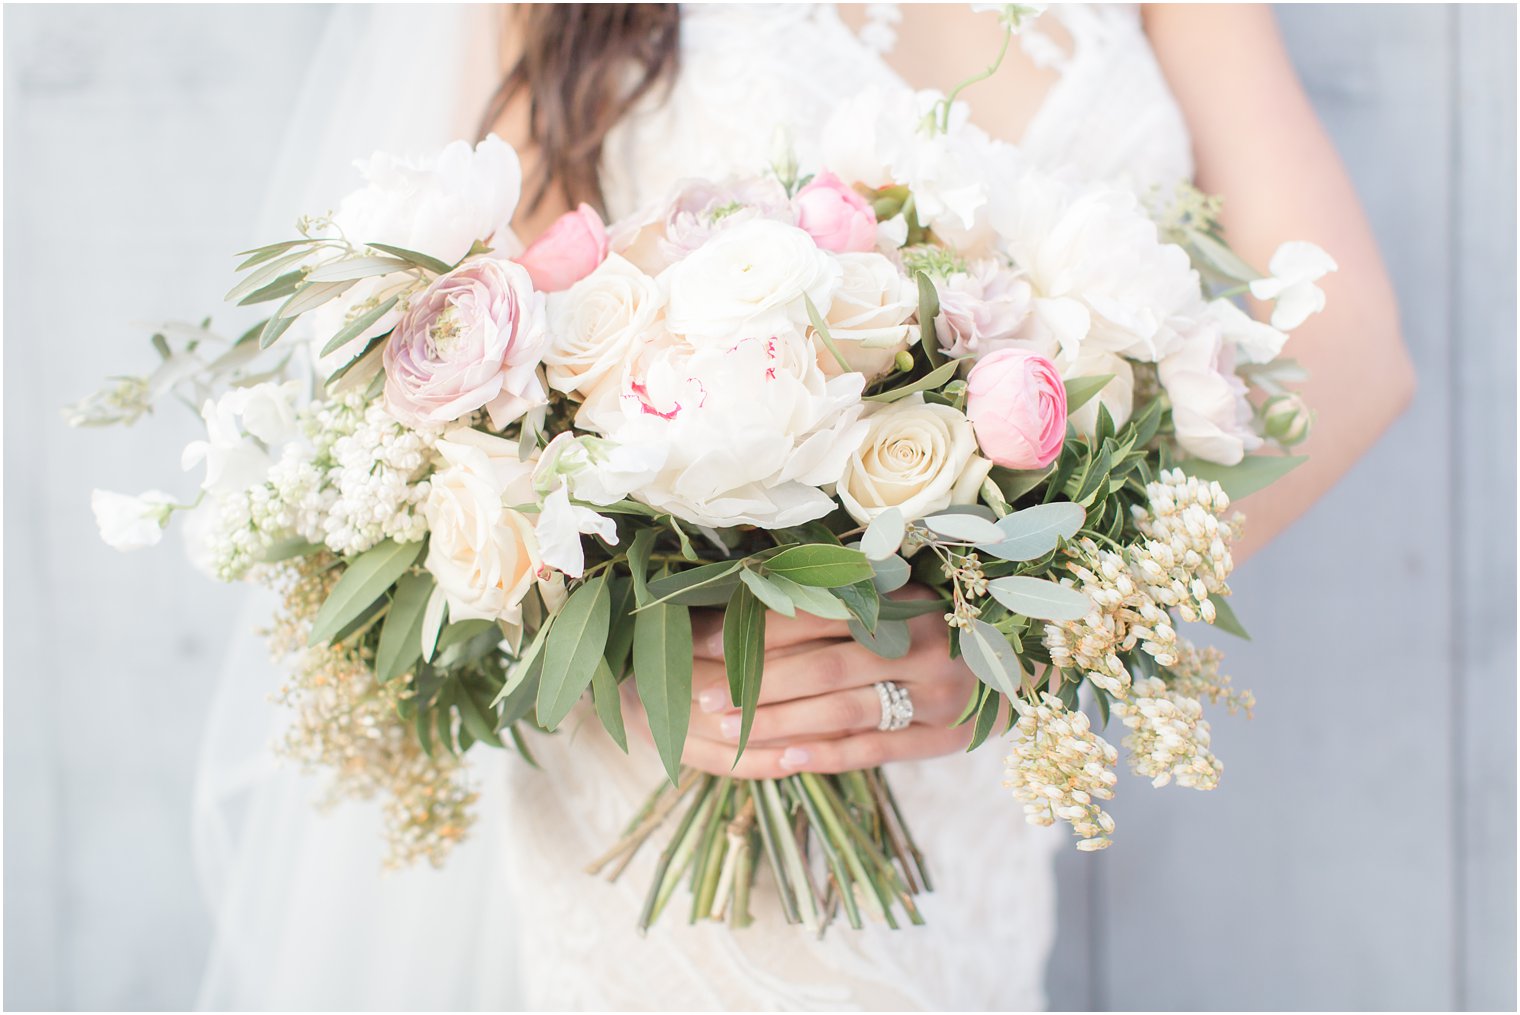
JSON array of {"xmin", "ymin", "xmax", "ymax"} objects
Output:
[
  {"xmin": 779, "ymin": 747, "xmax": 810, "ymax": 770},
  {"xmin": 719, "ymin": 715, "xmax": 741, "ymax": 740},
  {"xmin": 698, "ymin": 689, "xmax": 727, "ymax": 713}
]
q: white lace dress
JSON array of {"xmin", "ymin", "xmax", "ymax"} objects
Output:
[{"xmin": 496, "ymin": 4, "xmax": 1194, "ymax": 1011}]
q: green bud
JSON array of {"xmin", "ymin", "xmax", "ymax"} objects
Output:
[
  {"xmin": 894, "ymin": 350, "xmax": 916, "ymax": 373},
  {"xmin": 1261, "ymin": 393, "xmax": 1312, "ymax": 447}
]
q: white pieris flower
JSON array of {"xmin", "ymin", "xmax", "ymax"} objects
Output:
[
  {"xmin": 1248, "ymin": 241, "xmax": 1338, "ymax": 330},
  {"xmin": 91, "ymin": 489, "xmax": 176, "ymax": 551}
]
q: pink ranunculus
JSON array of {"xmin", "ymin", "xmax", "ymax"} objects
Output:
[
  {"xmin": 793, "ymin": 172, "xmax": 877, "ymax": 253},
  {"xmin": 514, "ymin": 203, "xmax": 609, "ymax": 292},
  {"xmin": 383, "ymin": 258, "xmax": 548, "ymax": 429},
  {"xmin": 965, "ymin": 349, "xmax": 1067, "ymax": 469}
]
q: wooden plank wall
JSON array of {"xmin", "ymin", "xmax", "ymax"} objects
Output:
[
  {"xmin": 1048, "ymin": 5, "xmax": 1518, "ymax": 1010},
  {"xmin": 2, "ymin": 5, "xmax": 1513, "ymax": 1011}
]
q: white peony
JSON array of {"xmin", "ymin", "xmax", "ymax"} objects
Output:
[
  {"xmin": 181, "ymin": 381, "xmax": 304, "ymax": 496},
  {"xmin": 1249, "ymin": 240, "xmax": 1337, "ymax": 331},
  {"xmin": 421, "ymin": 428, "xmax": 541, "ymax": 624},
  {"xmin": 814, "ymin": 252, "xmax": 919, "ymax": 380},
  {"xmin": 543, "ymin": 254, "xmax": 664, "ymax": 402},
  {"xmin": 837, "ymin": 394, "xmax": 992, "ymax": 526},
  {"xmin": 1059, "ymin": 347, "xmax": 1135, "ymax": 439},
  {"xmin": 91, "ymin": 489, "xmax": 176, "ymax": 551},
  {"xmin": 934, "ymin": 259, "xmax": 1032, "ymax": 358},
  {"xmin": 1158, "ymin": 320, "xmax": 1263, "ymax": 466},
  {"xmin": 991, "ymin": 169, "xmax": 1201, "ymax": 363},
  {"xmin": 310, "ymin": 135, "xmax": 524, "ymax": 373},
  {"xmin": 578, "ymin": 326, "xmax": 868, "ymax": 529},
  {"xmin": 664, "ymin": 220, "xmax": 840, "ymax": 343}
]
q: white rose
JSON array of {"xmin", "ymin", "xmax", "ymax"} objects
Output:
[
  {"xmin": 92, "ymin": 489, "xmax": 175, "ymax": 551},
  {"xmin": 837, "ymin": 394, "xmax": 993, "ymax": 526},
  {"xmin": 814, "ymin": 252, "xmax": 918, "ymax": 381},
  {"xmin": 579, "ymin": 326, "xmax": 867, "ymax": 529},
  {"xmin": 311, "ymin": 135, "xmax": 525, "ymax": 373},
  {"xmin": 422, "ymin": 428, "xmax": 541, "ymax": 623},
  {"xmin": 1058, "ymin": 348, "xmax": 1135, "ymax": 439},
  {"xmin": 181, "ymin": 381, "xmax": 304, "ymax": 495},
  {"xmin": 664, "ymin": 220, "xmax": 840, "ymax": 343},
  {"xmin": 543, "ymin": 254, "xmax": 664, "ymax": 401},
  {"xmin": 1158, "ymin": 321, "xmax": 1262, "ymax": 466}
]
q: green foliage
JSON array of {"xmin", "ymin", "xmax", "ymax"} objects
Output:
[
  {"xmin": 1179, "ymin": 454, "xmax": 1307, "ymax": 500},
  {"xmin": 633, "ymin": 598, "xmax": 694, "ymax": 784},
  {"xmin": 763, "ymin": 544, "xmax": 874, "ymax": 587},
  {"xmin": 537, "ymin": 573, "xmax": 611, "ymax": 730},
  {"xmin": 722, "ymin": 585, "xmax": 767, "ymax": 758},
  {"xmin": 307, "ymin": 539, "xmax": 424, "ymax": 646}
]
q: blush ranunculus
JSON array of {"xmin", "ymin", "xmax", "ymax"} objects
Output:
[
  {"xmin": 383, "ymin": 258, "xmax": 548, "ymax": 430},
  {"xmin": 514, "ymin": 203, "xmax": 610, "ymax": 293},
  {"xmin": 793, "ymin": 172, "xmax": 878, "ymax": 253},
  {"xmin": 965, "ymin": 349, "xmax": 1067, "ymax": 469}
]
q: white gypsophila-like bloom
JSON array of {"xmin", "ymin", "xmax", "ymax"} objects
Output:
[
  {"xmin": 1003, "ymin": 693, "xmax": 1119, "ymax": 850},
  {"xmin": 990, "ymin": 168, "xmax": 1202, "ymax": 364},
  {"xmin": 1128, "ymin": 469, "xmax": 1241, "ymax": 625},
  {"xmin": 1169, "ymin": 639, "xmax": 1255, "ymax": 718},
  {"xmin": 1115, "ymin": 676, "xmax": 1223, "ymax": 790}
]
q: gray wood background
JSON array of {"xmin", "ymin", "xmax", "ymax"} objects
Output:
[{"xmin": 4, "ymin": 4, "xmax": 1514, "ymax": 1010}]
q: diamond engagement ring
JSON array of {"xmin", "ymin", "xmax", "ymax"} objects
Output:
[{"xmin": 874, "ymin": 681, "xmax": 914, "ymax": 732}]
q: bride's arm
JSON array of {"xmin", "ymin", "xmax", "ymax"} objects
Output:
[{"xmin": 1144, "ymin": 3, "xmax": 1417, "ymax": 561}]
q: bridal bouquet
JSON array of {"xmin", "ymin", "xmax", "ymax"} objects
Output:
[{"xmin": 75, "ymin": 21, "xmax": 1329, "ymax": 932}]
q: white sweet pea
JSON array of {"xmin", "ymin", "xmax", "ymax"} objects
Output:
[
  {"xmin": 1249, "ymin": 241, "xmax": 1337, "ymax": 331},
  {"xmin": 91, "ymin": 489, "xmax": 176, "ymax": 551},
  {"xmin": 1204, "ymin": 297, "xmax": 1288, "ymax": 364},
  {"xmin": 533, "ymin": 432, "xmax": 664, "ymax": 506},
  {"xmin": 181, "ymin": 381, "xmax": 303, "ymax": 495},
  {"xmin": 535, "ymin": 486, "xmax": 617, "ymax": 579}
]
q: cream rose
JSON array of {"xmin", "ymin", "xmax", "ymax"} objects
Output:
[
  {"xmin": 543, "ymin": 254, "xmax": 664, "ymax": 402},
  {"xmin": 664, "ymin": 219, "xmax": 840, "ymax": 343},
  {"xmin": 422, "ymin": 428, "xmax": 541, "ymax": 623},
  {"xmin": 813, "ymin": 252, "xmax": 918, "ymax": 381},
  {"xmin": 837, "ymin": 394, "xmax": 993, "ymax": 526}
]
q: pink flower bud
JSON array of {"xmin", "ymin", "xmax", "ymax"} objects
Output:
[
  {"xmin": 965, "ymin": 349, "xmax": 1067, "ymax": 469},
  {"xmin": 793, "ymin": 172, "xmax": 877, "ymax": 253},
  {"xmin": 514, "ymin": 203, "xmax": 610, "ymax": 292}
]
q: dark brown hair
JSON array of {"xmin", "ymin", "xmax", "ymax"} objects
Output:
[{"xmin": 480, "ymin": 4, "xmax": 681, "ymax": 216}]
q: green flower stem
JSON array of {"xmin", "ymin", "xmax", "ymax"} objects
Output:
[
  {"xmin": 691, "ymin": 779, "xmax": 733, "ymax": 921},
  {"xmin": 748, "ymin": 781, "xmax": 800, "ymax": 925},
  {"xmin": 762, "ymin": 779, "xmax": 821, "ymax": 932},
  {"xmin": 876, "ymin": 769, "xmax": 933, "ymax": 892},
  {"xmin": 938, "ymin": 25, "xmax": 1014, "ymax": 131},
  {"xmin": 729, "ymin": 831, "xmax": 755, "ymax": 929},
  {"xmin": 786, "ymin": 777, "xmax": 865, "ymax": 929},
  {"xmin": 799, "ymin": 774, "xmax": 896, "ymax": 928},
  {"xmin": 637, "ymin": 774, "xmax": 714, "ymax": 933}
]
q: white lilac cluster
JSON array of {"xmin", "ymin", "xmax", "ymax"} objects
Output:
[
  {"xmin": 1003, "ymin": 693, "xmax": 1119, "ymax": 850},
  {"xmin": 1113, "ymin": 676, "xmax": 1223, "ymax": 790}
]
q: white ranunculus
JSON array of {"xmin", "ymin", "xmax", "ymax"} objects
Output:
[
  {"xmin": 992, "ymin": 169, "xmax": 1201, "ymax": 363},
  {"xmin": 92, "ymin": 489, "xmax": 176, "ymax": 551},
  {"xmin": 1058, "ymin": 347, "xmax": 1135, "ymax": 438},
  {"xmin": 311, "ymin": 135, "xmax": 525, "ymax": 373},
  {"xmin": 181, "ymin": 381, "xmax": 304, "ymax": 495},
  {"xmin": 1158, "ymin": 321, "xmax": 1262, "ymax": 466},
  {"xmin": 1249, "ymin": 241, "xmax": 1337, "ymax": 331},
  {"xmin": 664, "ymin": 220, "xmax": 840, "ymax": 343},
  {"xmin": 543, "ymin": 254, "xmax": 664, "ymax": 402},
  {"xmin": 837, "ymin": 394, "xmax": 993, "ymax": 526},
  {"xmin": 579, "ymin": 326, "xmax": 868, "ymax": 529},
  {"xmin": 814, "ymin": 252, "xmax": 919, "ymax": 380},
  {"xmin": 422, "ymin": 428, "xmax": 541, "ymax": 624}
]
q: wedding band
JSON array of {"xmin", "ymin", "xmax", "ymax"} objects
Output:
[{"xmin": 874, "ymin": 681, "xmax": 914, "ymax": 732}]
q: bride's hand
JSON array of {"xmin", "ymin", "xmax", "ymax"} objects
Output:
[{"xmin": 622, "ymin": 586, "xmax": 979, "ymax": 778}]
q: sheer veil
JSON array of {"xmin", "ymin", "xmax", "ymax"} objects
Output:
[{"xmin": 192, "ymin": 6, "xmax": 524, "ymax": 1008}]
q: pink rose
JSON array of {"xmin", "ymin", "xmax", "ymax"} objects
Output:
[
  {"xmin": 383, "ymin": 258, "xmax": 548, "ymax": 429},
  {"xmin": 965, "ymin": 349, "xmax": 1067, "ymax": 469},
  {"xmin": 514, "ymin": 204, "xmax": 609, "ymax": 292},
  {"xmin": 793, "ymin": 172, "xmax": 877, "ymax": 253}
]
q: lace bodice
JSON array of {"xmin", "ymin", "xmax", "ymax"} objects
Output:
[{"xmin": 601, "ymin": 3, "xmax": 1194, "ymax": 220}]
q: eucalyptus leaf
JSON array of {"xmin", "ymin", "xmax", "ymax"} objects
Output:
[
  {"xmin": 961, "ymin": 619, "xmax": 1023, "ymax": 699},
  {"xmin": 986, "ymin": 576, "xmax": 1093, "ymax": 622},
  {"xmin": 832, "ymin": 579, "xmax": 880, "ymax": 632},
  {"xmin": 848, "ymin": 617, "xmax": 911, "ymax": 659},
  {"xmin": 922, "ymin": 512, "xmax": 1005, "ymax": 544},
  {"xmin": 1179, "ymin": 454, "xmax": 1307, "ymax": 500},
  {"xmin": 307, "ymin": 539, "xmax": 424, "ymax": 645},
  {"xmin": 860, "ymin": 507, "xmax": 906, "ymax": 560},
  {"xmin": 870, "ymin": 553, "xmax": 911, "ymax": 594},
  {"xmin": 375, "ymin": 572, "xmax": 434, "ymax": 683},
  {"xmin": 537, "ymin": 574, "xmax": 612, "ymax": 730},
  {"xmin": 878, "ymin": 597, "xmax": 946, "ymax": 621},
  {"xmin": 634, "ymin": 600, "xmax": 694, "ymax": 784},
  {"xmin": 982, "ymin": 502, "xmax": 1086, "ymax": 562},
  {"xmin": 763, "ymin": 544, "xmax": 873, "ymax": 588}
]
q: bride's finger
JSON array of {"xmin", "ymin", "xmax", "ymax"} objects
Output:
[
  {"xmin": 774, "ymin": 722, "xmax": 977, "ymax": 775},
  {"xmin": 692, "ymin": 607, "xmax": 852, "ymax": 659},
  {"xmin": 715, "ymin": 686, "xmax": 883, "ymax": 744}
]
